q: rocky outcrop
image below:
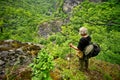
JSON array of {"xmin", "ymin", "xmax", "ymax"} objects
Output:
[
  {"xmin": 63, "ymin": 0, "xmax": 83, "ymax": 13},
  {"xmin": 0, "ymin": 40, "xmax": 42, "ymax": 76},
  {"xmin": 63, "ymin": 0, "xmax": 102, "ymax": 13},
  {"xmin": 38, "ymin": 19, "xmax": 63, "ymax": 38},
  {"xmin": 38, "ymin": 0, "xmax": 103, "ymax": 38}
]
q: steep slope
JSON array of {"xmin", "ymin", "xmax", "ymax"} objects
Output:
[
  {"xmin": 50, "ymin": 55, "xmax": 120, "ymax": 80},
  {"xmin": 0, "ymin": 0, "xmax": 120, "ymax": 80}
]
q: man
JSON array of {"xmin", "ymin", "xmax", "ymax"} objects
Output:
[{"xmin": 69, "ymin": 27, "xmax": 91, "ymax": 71}]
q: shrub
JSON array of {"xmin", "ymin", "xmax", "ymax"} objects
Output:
[{"xmin": 30, "ymin": 49, "xmax": 54, "ymax": 80}]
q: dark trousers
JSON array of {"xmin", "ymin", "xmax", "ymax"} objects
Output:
[{"xmin": 79, "ymin": 58, "xmax": 89, "ymax": 71}]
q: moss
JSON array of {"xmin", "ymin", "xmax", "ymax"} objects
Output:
[{"xmin": 103, "ymin": 73, "xmax": 112, "ymax": 80}]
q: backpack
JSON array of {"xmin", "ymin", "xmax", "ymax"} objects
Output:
[{"xmin": 84, "ymin": 43, "xmax": 101, "ymax": 58}]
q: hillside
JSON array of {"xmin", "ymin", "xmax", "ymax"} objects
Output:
[
  {"xmin": 0, "ymin": 0, "xmax": 120, "ymax": 80},
  {"xmin": 50, "ymin": 56, "xmax": 120, "ymax": 80},
  {"xmin": 1, "ymin": 54, "xmax": 120, "ymax": 80}
]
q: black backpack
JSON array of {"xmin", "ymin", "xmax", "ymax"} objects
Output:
[
  {"xmin": 89, "ymin": 43, "xmax": 101, "ymax": 57},
  {"xmin": 84, "ymin": 43, "xmax": 101, "ymax": 58}
]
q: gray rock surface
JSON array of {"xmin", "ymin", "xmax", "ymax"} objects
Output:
[{"xmin": 0, "ymin": 40, "xmax": 41, "ymax": 75}]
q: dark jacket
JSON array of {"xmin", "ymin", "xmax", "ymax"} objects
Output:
[{"xmin": 77, "ymin": 36, "xmax": 91, "ymax": 51}]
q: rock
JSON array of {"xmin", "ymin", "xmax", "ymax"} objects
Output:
[
  {"xmin": 38, "ymin": 19, "xmax": 62, "ymax": 38},
  {"xmin": 4, "ymin": 39, "xmax": 14, "ymax": 43},
  {"xmin": 63, "ymin": 0, "xmax": 83, "ymax": 13},
  {"xmin": 0, "ymin": 40, "xmax": 42, "ymax": 76},
  {"xmin": 16, "ymin": 48, "xmax": 24, "ymax": 55},
  {"xmin": 0, "ymin": 51, "xmax": 9, "ymax": 57},
  {"xmin": 0, "ymin": 60, "xmax": 5, "ymax": 66},
  {"xmin": 9, "ymin": 50, "xmax": 15, "ymax": 55},
  {"xmin": 63, "ymin": 0, "xmax": 102, "ymax": 13}
]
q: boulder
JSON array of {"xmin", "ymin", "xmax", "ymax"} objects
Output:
[{"xmin": 0, "ymin": 40, "xmax": 42, "ymax": 77}]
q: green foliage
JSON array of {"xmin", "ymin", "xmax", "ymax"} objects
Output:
[
  {"xmin": 97, "ymin": 51, "xmax": 120, "ymax": 64},
  {"xmin": 39, "ymin": 38, "xmax": 50, "ymax": 45},
  {"xmin": 48, "ymin": 33, "xmax": 66, "ymax": 45},
  {"xmin": 1, "ymin": 0, "xmax": 120, "ymax": 79},
  {"xmin": 0, "ymin": 0, "xmax": 58, "ymax": 42},
  {"xmin": 71, "ymin": 1, "xmax": 120, "ymax": 31},
  {"xmin": 0, "ymin": 19, "xmax": 4, "ymax": 26},
  {"xmin": 46, "ymin": 41, "xmax": 71, "ymax": 59},
  {"xmin": 54, "ymin": 58, "xmax": 87, "ymax": 80},
  {"xmin": 93, "ymin": 29, "xmax": 120, "ymax": 64},
  {"xmin": 61, "ymin": 25, "xmax": 80, "ymax": 44},
  {"xmin": 103, "ymin": 73, "xmax": 112, "ymax": 80},
  {"xmin": 68, "ymin": 1, "xmax": 120, "ymax": 64},
  {"xmin": 54, "ymin": 0, "xmax": 68, "ymax": 18},
  {"xmin": 62, "ymin": 69, "xmax": 87, "ymax": 80},
  {"xmin": 30, "ymin": 49, "xmax": 54, "ymax": 80}
]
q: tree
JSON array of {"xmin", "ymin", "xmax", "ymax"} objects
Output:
[{"xmin": 0, "ymin": 19, "xmax": 4, "ymax": 33}]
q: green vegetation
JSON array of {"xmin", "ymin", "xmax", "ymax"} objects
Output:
[
  {"xmin": 0, "ymin": 0, "xmax": 58, "ymax": 41},
  {"xmin": 0, "ymin": 0, "xmax": 120, "ymax": 80},
  {"xmin": 30, "ymin": 49, "xmax": 54, "ymax": 80},
  {"xmin": 68, "ymin": 1, "xmax": 120, "ymax": 64}
]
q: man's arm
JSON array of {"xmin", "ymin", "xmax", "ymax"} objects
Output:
[
  {"xmin": 69, "ymin": 43, "xmax": 79, "ymax": 51},
  {"xmin": 69, "ymin": 43, "xmax": 83, "ymax": 58}
]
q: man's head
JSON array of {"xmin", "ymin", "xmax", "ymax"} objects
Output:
[{"xmin": 79, "ymin": 27, "xmax": 88, "ymax": 36}]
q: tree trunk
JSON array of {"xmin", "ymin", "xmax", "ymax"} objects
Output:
[{"xmin": 0, "ymin": 27, "xmax": 3, "ymax": 33}]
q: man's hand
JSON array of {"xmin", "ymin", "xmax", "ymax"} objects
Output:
[{"xmin": 69, "ymin": 43, "xmax": 73, "ymax": 48}]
